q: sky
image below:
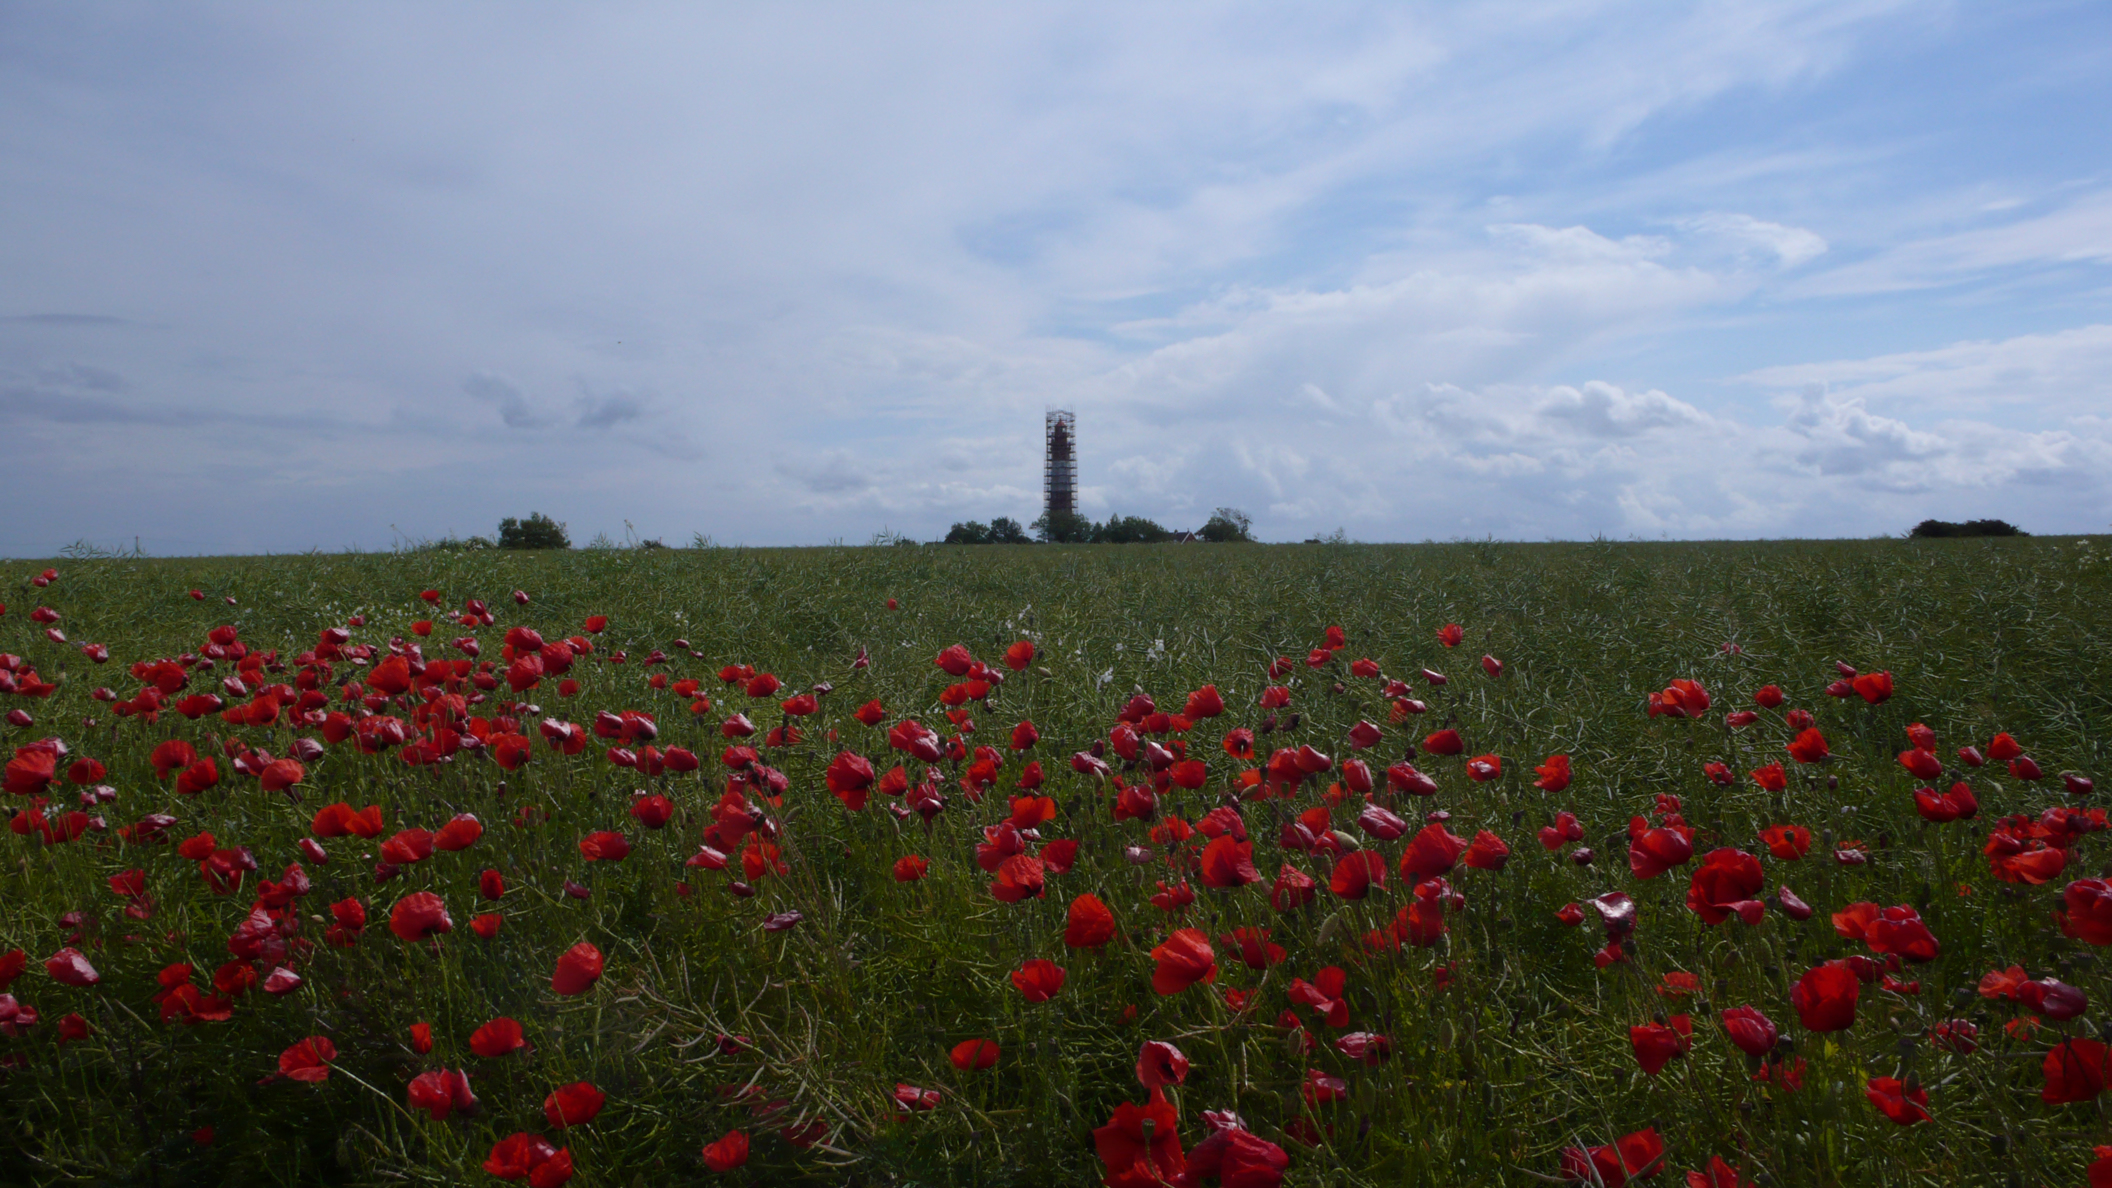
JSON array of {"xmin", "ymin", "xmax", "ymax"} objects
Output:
[{"xmin": 3, "ymin": 0, "xmax": 2110, "ymax": 553}]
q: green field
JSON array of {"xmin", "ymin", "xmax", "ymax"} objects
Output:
[{"xmin": 5, "ymin": 537, "xmax": 2111, "ymax": 1186}]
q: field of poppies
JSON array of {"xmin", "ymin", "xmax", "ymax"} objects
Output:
[{"xmin": 4, "ymin": 536, "xmax": 2111, "ymax": 1187}]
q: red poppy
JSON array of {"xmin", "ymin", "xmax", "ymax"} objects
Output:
[
  {"xmin": 2046, "ymin": 1039, "xmax": 2112, "ymax": 1103},
  {"xmin": 700, "ymin": 1130, "xmax": 750, "ymax": 1173},
  {"xmin": 1532, "ymin": 754, "xmax": 1571, "ymax": 793},
  {"xmin": 1630, "ymin": 1015, "xmax": 1693, "ymax": 1075},
  {"xmin": 543, "ymin": 1081, "xmax": 605, "ymax": 1128},
  {"xmin": 1630, "ymin": 826, "xmax": 1694, "ymax": 879},
  {"xmin": 551, "ymin": 943, "xmax": 604, "ymax": 996},
  {"xmin": 1988, "ymin": 732, "xmax": 2023, "ymax": 761},
  {"xmin": 389, "ymin": 892, "xmax": 452, "ymax": 942},
  {"xmin": 1399, "ymin": 823, "xmax": 1466, "ymax": 880},
  {"xmin": 1093, "ymin": 1095, "xmax": 1184, "ymax": 1186},
  {"xmin": 484, "ymin": 1133, "xmax": 572, "ymax": 1186},
  {"xmin": 277, "ymin": 1036, "xmax": 336, "ymax": 1083},
  {"xmin": 2057, "ymin": 879, "xmax": 2112, "ymax": 945},
  {"xmin": 1464, "ymin": 753, "xmax": 1501, "ymax": 782},
  {"xmin": 1328, "ymin": 851, "xmax": 1386, "ymax": 900},
  {"xmin": 1789, "ymin": 962, "xmax": 1858, "ymax": 1031},
  {"xmin": 853, "ymin": 699, "xmax": 886, "ymax": 726},
  {"xmin": 492, "ymin": 733, "xmax": 533, "ymax": 770},
  {"xmin": 1786, "ymin": 728, "xmax": 1829, "ymax": 764},
  {"xmin": 1151, "ymin": 929, "xmax": 1217, "ymax": 995},
  {"xmin": 1288, "ymin": 967, "xmax": 1350, "ymax": 1027},
  {"xmin": 408, "ymin": 1069, "xmax": 477, "ymax": 1120},
  {"xmin": 435, "ymin": 813, "xmax": 484, "ymax": 851},
  {"xmin": 1463, "ymin": 830, "xmax": 1510, "ymax": 871},
  {"xmin": 470, "ymin": 1016, "xmax": 527, "ymax": 1057},
  {"xmin": 1720, "ymin": 1005, "xmax": 1777, "ymax": 1056},
  {"xmin": 1687, "ymin": 849, "xmax": 1766, "ymax": 925},
  {"xmin": 578, "ymin": 832, "xmax": 631, "ymax": 862},
  {"xmin": 1003, "ymin": 641, "xmax": 1035, "ymax": 670},
  {"xmin": 1011, "ymin": 959, "xmax": 1065, "ymax": 1002},
  {"xmin": 1197, "ymin": 836, "xmax": 1262, "ymax": 888},
  {"xmin": 1649, "ymin": 679, "xmax": 1711, "ymax": 719},
  {"xmin": 1422, "ymin": 729, "xmax": 1464, "ymax": 756},
  {"xmin": 1182, "ymin": 685, "xmax": 1225, "ymax": 719},
  {"xmin": 1437, "ymin": 623, "xmax": 1463, "ymax": 647},
  {"xmin": 991, "ymin": 854, "xmax": 1046, "ymax": 903},
  {"xmin": 1864, "ymin": 1076, "xmax": 1929, "ymax": 1125},
  {"xmin": 950, "ymin": 1039, "xmax": 1000, "ymax": 1071},
  {"xmin": 893, "ymin": 854, "xmax": 929, "ymax": 882},
  {"xmin": 1751, "ymin": 824, "xmax": 1805, "ymax": 862},
  {"xmin": 1271, "ymin": 864, "xmax": 1317, "ymax": 912}
]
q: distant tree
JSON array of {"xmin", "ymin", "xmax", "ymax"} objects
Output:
[
  {"xmin": 944, "ymin": 521, "xmax": 992, "ymax": 544},
  {"xmin": 498, "ymin": 512, "xmax": 570, "ymax": 549},
  {"xmin": 987, "ymin": 517, "xmax": 1032, "ymax": 544},
  {"xmin": 1910, "ymin": 519, "xmax": 2027, "ymax": 538},
  {"xmin": 1092, "ymin": 514, "xmax": 1176, "ymax": 544},
  {"xmin": 1199, "ymin": 507, "xmax": 1254, "ymax": 542},
  {"xmin": 1032, "ymin": 509, "xmax": 1094, "ymax": 543}
]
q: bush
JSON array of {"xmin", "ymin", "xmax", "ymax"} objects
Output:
[
  {"xmin": 945, "ymin": 517, "xmax": 1033, "ymax": 544},
  {"xmin": 1092, "ymin": 514, "xmax": 1176, "ymax": 544},
  {"xmin": 1910, "ymin": 519, "xmax": 2027, "ymax": 539},
  {"xmin": 1198, "ymin": 507, "xmax": 1254, "ymax": 542},
  {"xmin": 498, "ymin": 512, "xmax": 571, "ymax": 549},
  {"xmin": 1031, "ymin": 510, "xmax": 1094, "ymax": 544}
]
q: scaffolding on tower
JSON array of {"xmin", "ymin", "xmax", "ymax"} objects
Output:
[{"xmin": 1043, "ymin": 408, "xmax": 1076, "ymax": 522}]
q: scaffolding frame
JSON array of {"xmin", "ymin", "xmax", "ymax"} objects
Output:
[{"xmin": 1043, "ymin": 408, "xmax": 1076, "ymax": 522}]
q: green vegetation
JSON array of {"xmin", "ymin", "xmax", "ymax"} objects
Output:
[
  {"xmin": 1910, "ymin": 519, "xmax": 2027, "ymax": 539},
  {"xmin": 3, "ymin": 535, "xmax": 2110, "ymax": 1186},
  {"xmin": 498, "ymin": 513, "xmax": 571, "ymax": 550}
]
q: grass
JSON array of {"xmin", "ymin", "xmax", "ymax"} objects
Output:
[{"xmin": 3, "ymin": 536, "xmax": 2111, "ymax": 1186}]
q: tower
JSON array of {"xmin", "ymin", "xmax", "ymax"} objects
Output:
[{"xmin": 1044, "ymin": 408, "xmax": 1076, "ymax": 522}]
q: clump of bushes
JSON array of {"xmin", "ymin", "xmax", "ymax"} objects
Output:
[
  {"xmin": 1910, "ymin": 519, "xmax": 2026, "ymax": 538},
  {"xmin": 498, "ymin": 512, "xmax": 571, "ymax": 549}
]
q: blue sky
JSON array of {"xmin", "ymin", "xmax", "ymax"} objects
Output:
[{"xmin": 3, "ymin": 0, "xmax": 2109, "ymax": 552}]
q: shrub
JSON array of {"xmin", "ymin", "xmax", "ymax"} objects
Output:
[
  {"xmin": 1032, "ymin": 510, "xmax": 1094, "ymax": 544},
  {"xmin": 1910, "ymin": 519, "xmax": 2026, "ymax": 538},
  {"xmin": 1198, "ymin": 507, "xmax": 1254, "ymax": 542},
  {"xmin": 1091, "ymin": 514, "xmax": 1176, "ymax": 544},
  {"xmin": 498, "ymin": 512, "xmax": 571, "ymax": 549},
  {"xmin": 945, "ymin": 518, "xmax": 1034, "ymax": 544}
]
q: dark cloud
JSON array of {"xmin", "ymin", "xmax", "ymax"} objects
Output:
[
  {"xmin": 576, "ymin": 392, "xmax": 645, "ymax": 430},
  {"xmin": 463, "ymin": 372, "xmax": 548, "ymax": 429}
]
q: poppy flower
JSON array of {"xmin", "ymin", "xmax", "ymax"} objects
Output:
[
  {"xmin": 1462, "ymin": 829, "xmax": 1509, "ymax": 871},
  {"xmin": 277, "ymin": 1036, "xmax": 336, "ymax": 1083},
  {"xmin": 701, "ymin": 1130, "xmax": 750, "ymax": 1172},
  {"xmin": 1687, "ymin": 849, "xmax": 1766, "ymax": 925},
  {"xmin": 1394, "ymin": 822, "xmax": 1463, "ymax": 880},
  {"xmin": 1151, "ymin": 929, "xmax": 1217, "ymax": 995},
  {"xmin": 893, "ymin": 854, "xmax": 929, "ymax": 883},
  {"xmin": 2018, "ymin": 977, "xmax": 2089, "ymax": 1022},
  {"xmin": 1198, "ymin": 836, "xmax": 1262, "ymax": 888},
  {"xmin": 578, "ymin": 832, "xmax": 631, "ymax": 862},
  {"xmin": 1287, "ymin": 967, "xmax": 1350, "ymax": 1027},
  {"xmin": 1719, "ymin": 1005, "xmax": 1777, "ymax": 1056},
  {"xmin": 1092, "ymin": 1095, "xmax": 1183, "ymax": 1186},
  {"xmin": 1328, "ymin": 851, "xmax": 1385, "ymax": 900},
  {"xmin": 551, "ymin": 943, "xmax": 605, "ymax": 996},
  {"xmin": 1465, "ymin": 753, "xmax": 1501, "ymax": 781},
  {"xmin": 1630, "ymin": 826, "xmax": 1694, "ymax": 879},
  {"xmin": 1757, "ymin": 824, "xmax": 1809, "ymax": 860},
  {"xmin": 2056, "ymin": 879, "xmax": 2112, "ymax": 945},
  {"xmin": 950, "ymin": 1038, "xmax": 1000, "ymax": 1071},
  {"xmin": 543, "ymin": 1081, "xmax": 605, "ymax": 1128},
  {"xmin": 1789, "ymin": 962, "xmax": 1858, "ymax": 1032},
  {"xmin": 991, "ymin": 854, "xmax": 1046, "ymax": 903},
  {"xmin": 1630, "ymin": 1015, "xmax": 1693, "ymax": 1075},
  {"xmin": 1786, "ymin": 728, "xmax": 1829, "ymax": 764},
  {"xmin": 389, "ymin": 892, "xmax": 452, "ymax": 942},
  {"xmin": 1182, "ymin": 685, "xmax": 1225, "ymax": 719},
  {"xmin": 2046, "ymin": 1038, "xmax": 2111, "ymax": 1103},
  {"xmin": 1002, "ymin": 640, "xmax": 1035, "ymax": 671},
  {"xmin": 408, "ymin": 1069, "xmax": 477, "ymax": 1120},
  {"xmin": 44, "ymin": 948, "xmax": 100, "ymax": 987},
  {"xmin": 1386, "ymin": 761, "xmax": 1438, "ymax": 796},
  {"xmin": 484, "ymin": 1133, "xmax": 572, "ymax": 1186},
  {"xmin": 1186, "ymin": 1126, "xmax": 1290, "ymax": 1188},
  {"xmin": 1011, "ymin": 959, "xmax": 1065, "ymax": 1002},
  {"xmin": 1532, "ymin": 754, "xmax": 1571, "ymax": 793},
  {"xmin": 1862, "ymin": 906, "xmax": 1940, "ymax": 963},
  {"xmin": 1271, "ymin": 864, "xmax": 1317, "ymax": 912},
  {"xmin": 1862, "ymin": 1076, "xmax": 1929, "ymax": 1125},
  {"xmin": 1422, "ymin": 729, "xmax": 1464, "ymax": 756},
  {"xmin": 470, "ymin": 1016, "xmax": 527, "ymax": 1057},
  {"xmin": 1437, "ymin": 623, "xmax": 1463, "ymax": 647}
]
